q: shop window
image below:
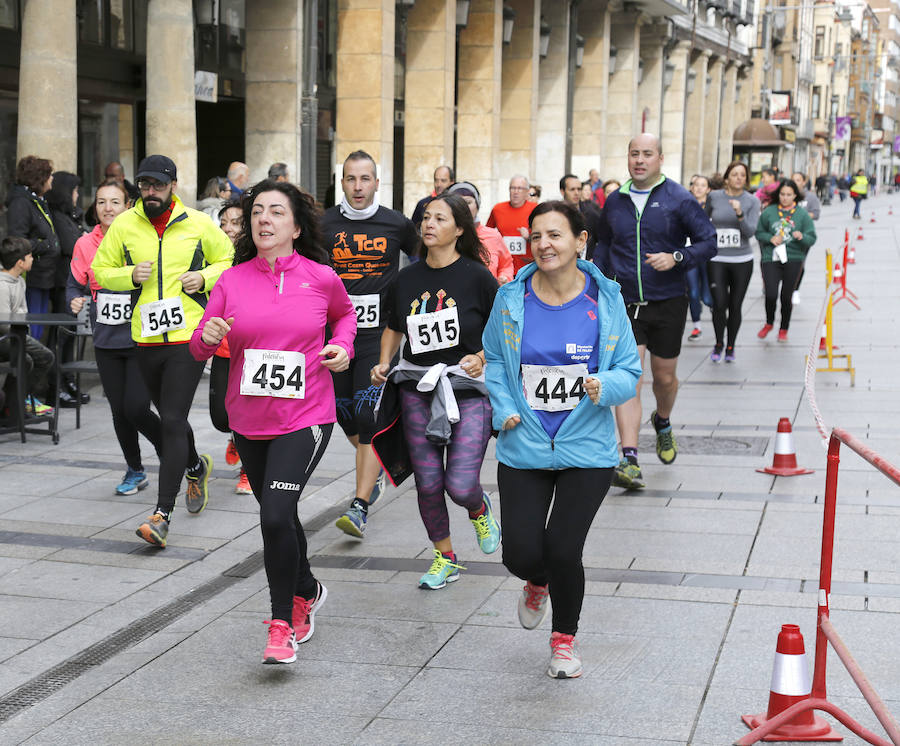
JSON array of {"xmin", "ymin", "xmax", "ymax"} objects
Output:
[
  {"xmin": 110, "ymin": 0, "xmax": 133, "ymax": 50},
  {"xmin": 78, "ymin": 0, "xmax": 105, "ymax": 45}
]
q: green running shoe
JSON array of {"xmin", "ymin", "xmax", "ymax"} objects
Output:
[
  {"xmin": 652, "ymin": 411, "xmax": 677, "ymax": 464},
  {"xmin": 612, "ymin": 459, "xmax": 645, "ymax": 490},
  {"xmin": 418, "ymin": 549, "xmax": 465, "ymax": 590},
  {"xmin": 185, "ymin": 454, "xmax": 212, "ymax": 514}
]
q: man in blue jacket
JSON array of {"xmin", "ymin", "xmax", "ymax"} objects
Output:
[{"xmin": 593, "ymin": 134, "xmax": 716, "ymax": 489}]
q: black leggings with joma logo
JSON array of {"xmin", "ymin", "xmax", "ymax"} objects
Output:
[{"xmin": 234, "ymin": 424, "xmax": 333, "ymax": 624}]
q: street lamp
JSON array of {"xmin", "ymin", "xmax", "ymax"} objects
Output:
[
  {"xmin": 456, "ymin": 0, "xmax": 470, "ymax": 28},
  {"xmin": 539, "ymin": 18, "xmax": 551, "ymax": 58},
  {"xmin": 663, "ymin": 60, "xmax": 675, "ymax": 88},
  {"xmin": 687, "ymin": 68, "xmax": 697, "ymax": 95},
  {"xmin": 502, "ymin": 5, "xmax": 515, "ymax": 44},
  {"xmin": 575, "ymin": 35, "xmax": 585, "ymax": 68},
  {"xmin": 608, "ymin": 45, "xmax": 617, "ymax": 76}
]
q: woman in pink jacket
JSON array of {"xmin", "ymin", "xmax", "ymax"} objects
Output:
[{"xmin": 190, "ymin": 180, "xmax": 356, "ymax": 665}]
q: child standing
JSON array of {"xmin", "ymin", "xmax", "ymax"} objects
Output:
[{"xmin": 0, "ymin": 237, "xmax": 55, "ymax": 415}]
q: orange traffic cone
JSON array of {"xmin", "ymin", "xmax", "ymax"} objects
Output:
[
  {"xmin": 832, "ymin": 262, "xmax": 842, "ymax": 281},
  {"xmin": 819, "ymin": 323, "xmax": 826, "ymax": 351},
  {"xmin": 870, "ymin": 213, "xmax": 876, "ymax": 223},
  {"xmin": 856, "ymin": 227, "xmax": 864, "ymax": 241},
  {"xmin": 742, "ymin": 624, "xmax": 841, "ymax": 741},
  {"xmin": 848, "ymin": 244, "xmax": 856, "ymax": 264},
  {"xmin": 757, "ymin": 418, "xmax": 814, "ymax": 476}
]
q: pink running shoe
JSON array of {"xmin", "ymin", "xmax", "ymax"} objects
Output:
[
  {"xmin": 225, "ymin": 437, "xmax": 240, "ymax": 466},
  {"xmin": 293, "ymin": 581, "xmax": 328, "ymax": 644},
  {"xmin": 262, "ymin": 619, "xmax": 296, "ymax": 664},
  {"xmin": 548, "ymin": 631, "xmax": 582, "ymax": 679}
]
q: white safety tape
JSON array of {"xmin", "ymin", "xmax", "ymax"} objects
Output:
[
  {"xmin": 819, "ymin": 588, "xmax": 828, "ymax": 607},
  {"xmin": 770, "ymin": 652, "xmax": 812, "ymax": 696},
  {"xmin": 774, "ymin": 432, "xmax": 793, "ymax": 454},
  {"xmin": 803, "ymin": 271, "xmax": 833, "ymax": 447}
]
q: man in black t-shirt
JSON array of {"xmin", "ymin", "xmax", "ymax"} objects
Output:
[{"xmin": 323, "ymin": 150, "xmax": 419, "ymax": 539}]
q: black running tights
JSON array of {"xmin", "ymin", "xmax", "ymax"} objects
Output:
[
  {"xmin": 761, "ymin": 260, "xmax": 804, "ymax": 330},
  {"xmin": 136, "ymin": 344, "xmax": 204, "ymax": 512},
  {"xmin": 498, "ymin": 463, "xmax": 612, "ymax": 635},
  {"xmin": 707, "ymin": 260, "xmax": 754, "ymax": 348},
  {"xmin": 208, "ymin": 355, "xmax": 230, "ymax": 433},
  {"xmin": 234, "ymin": 424, "xmax": 333, "ymax": 624},
  {"xmin": 95, "ymin": 347, "xmax": 162, "ymax": 472}
]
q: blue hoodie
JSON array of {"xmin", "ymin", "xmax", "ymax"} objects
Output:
[
  {"xmin": 593, "ymin": 176, "xmax": 717, "ymax": 304},
  {"xmin": 482, "ymin": 259, "xmax": 642, "ymax": 470}
]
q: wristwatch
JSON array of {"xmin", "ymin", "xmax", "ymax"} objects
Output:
[{"xmin": 672, "ymin": 250, "xmax": 684, "ymax": 264}]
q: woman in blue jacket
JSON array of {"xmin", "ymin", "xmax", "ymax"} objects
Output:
[{"xmin": 483, "ymin": 201, "xmax": 641, "ymax": 679}]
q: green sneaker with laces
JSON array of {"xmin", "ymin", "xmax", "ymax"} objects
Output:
[
  {"xmin": 652, "ymin": 410, "xmax": 677, "ymax": 464},
  {"xmin": 470, "ymin": 492, "xmax": 501, "ymax": 554},
  {"xmin": 612, "ymin": 459, "xmax": 645, "ymax": 489},
  {"xmin": 418, "ymin": 549, "xmax": 465, "ymax": 590}
]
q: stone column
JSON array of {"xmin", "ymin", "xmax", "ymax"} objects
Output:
[
  {"xmin": 499, "ymin": 0, "xmax": 539, "ymax": 181},
  {"xmin": 704, "ymin": 56, "xmax": 724, "ymax": 174},
  {"xmin": 682, "ymin": 49, "xmax": 710, "ymax": 181},
  {"xmin": 118, "ymin": 104, "xmax": 136, "ymax": 179},
  {"xmin": 145, "ymin": 0, "xmax": 197, "ymax": 206},
  {"xmin": 660, "ymin": 40, "xmax": 689, "ymax": 183},
  {"xmin": 637, "ymin": 23, "xmax": 668, "ymax": 139},
  {"xmin": 606, "ymin": 13, "xmax": 642, "ymax": 179},
  {"xmin": 535, "ymin": 2, "xmax": 570, "ymax": 191},
  {"xmin": 335, "ymin": 0, "xmax": 396, "ymax": 206},
  {"xmin": 571, "ymin": 1, "xmax": 610, "ymax": 181},
  {"xmin": 16, "ymin": 0, "xmax": 77, "ymax": 171},
  {"xmin": 717, "ymin": 62, "xmax": 739, "ymax": 170},
  {"xmin": 457, "ymin": 0, "xmax": 503, "ymax": 216},
  {"xmin": 404, "ymin": 0, "xmax": 456, "ymax": 214},
  {"xmin": 245, "ymin": 0, "xmax": 304, "ymax": 186}
]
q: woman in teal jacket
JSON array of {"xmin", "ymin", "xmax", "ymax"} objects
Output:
[
  {"xmin": 754, "ymin": 179, "xmax": 816, "ymax": 342},
  {"xmin": 482, "ymin": 201, "xmax": 641, "ymax": 679}
]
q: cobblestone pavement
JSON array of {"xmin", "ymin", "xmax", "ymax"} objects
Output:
[{"xmin": 1, "ymin": 193, "xmax": 899, "ymax": 744}]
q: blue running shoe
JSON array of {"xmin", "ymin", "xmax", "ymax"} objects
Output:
[
  {"xmin": 368, "ymin": 469, "xmax": 386, "ymax": 506},
  {"xmin": 116, "ymin": 468, "xmax": 149, "ymax": 496},
  {"xmin": 335, "ymin": 500, "xmax": 367, "ymax": 538},
  {"xmin": 418, "ymin": 549, "xmax": 465, "ymax": 590},
  {"xmin": 470, "ymin": 492, "xmax": 501, "ymax": 554}
]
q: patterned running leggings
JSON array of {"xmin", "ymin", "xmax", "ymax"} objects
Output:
[{"xmin": 400, "ymin": 388, "xmax": 492, "ymax": 543}]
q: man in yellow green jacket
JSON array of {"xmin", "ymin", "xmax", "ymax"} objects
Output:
[{"xmin": 92, "ymin": 154, "xmax": 234, "ymax": 548}]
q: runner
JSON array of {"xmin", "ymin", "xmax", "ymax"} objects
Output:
[
  {"xmin": 67, "ymin": 179, "xmax": 163, "ymax": 495},
  {"xmin": 706, "ymin": 161, "xmax": 760, "ymax": 362},
  {"xmin": 685, "ymin": 175, "xmax": 713, "ymax": 343},
  {"xmin": 483, "ymin": 200, "xmax": 641, "ymax": 678},
  {"xmin": 207, "ymin": 201, "xmax": 252, "ymax": 495},
  {"xmin": 486, "ymin": 175, "xmax": 536, "ymax": 276},
  {"xmin": 191, "ymin": 179, "xmax": 356, "ymax": 664},
  {"xmin": 371, "ymin": 193, "xmax": 500, "ymax": 589},
  {"xmin": 593, "ymin": 134, "xmax": 716, "ymax": 490},
  {"xmin": 755, "ymin": 179, "xmax": 816, "ymax": 342},
  {"xmin": 447, "ymin": 181, "xmax": 514, "ymax": 284},
  {"xmin": 92, "ymin": 155, "xmax": 233, "ymax": 547},
  {"xmin": 322, "ymin": 150, "xmax": 418, "ymax": 538}
]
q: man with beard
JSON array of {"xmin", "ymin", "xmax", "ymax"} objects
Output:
[{"xmin": 92, "ymin": 155, "xmax": 234, "ymax": 548}]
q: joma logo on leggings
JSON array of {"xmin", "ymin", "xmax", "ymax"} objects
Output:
[{"xmin": 269, "ymin": 480, "xmax": 301, "ymax": 491}]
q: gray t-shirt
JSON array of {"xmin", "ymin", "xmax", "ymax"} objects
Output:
[
  {"xmin": 799, "ymin": 189, "xmax": 821, "ymax": 220},
  {"xmin": 706, "ymin": 190, "xmax": 760, "ymax": 262}
]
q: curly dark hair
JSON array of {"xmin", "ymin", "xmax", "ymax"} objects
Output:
[
  {"xmin": 528, "ymin": 199, "xmax": 587, "ymax": 237},
  {"xmin": 16, "ymin": 155, "xmax": 54, "ymax": 194},
  {"xmin": 233, "ymin": 180, "xmax": 329, "ymax": 266},
  {"xmin": 416, "ymin": 193, "xmax": 488, "ymax": 265},
  {"xmin": 775, "ymin": 178, "xmax": 801, "ymax": 204}
]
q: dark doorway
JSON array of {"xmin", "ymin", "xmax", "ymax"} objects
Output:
[{"xmin": 196, "ymin": 99, "xmax": 244, "ymax": 197}]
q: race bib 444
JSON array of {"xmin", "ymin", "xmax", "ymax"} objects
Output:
[{"xmin": 521, "ymin": 363, "xmax": 589, "ymax": 412}]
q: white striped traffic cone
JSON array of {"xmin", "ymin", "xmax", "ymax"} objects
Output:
[
  {"xmin": 757, "ymin": 418, "xmax": 814, "ymax": 476},
  {"xmin": 832, "ymin": 262, "xmax": 843, "ymax": 280},
  {"xmin": 848, "ymin": 245, "xmax": 856, "ymax": 264},
  {"xmin": 741, "ymin": 624, "xmax": 841, "ymax": 741}
]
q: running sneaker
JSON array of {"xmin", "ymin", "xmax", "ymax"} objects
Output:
[
  {"xmin": 135, "ymin": 512, "xmax": 169, "ymax": 548},
  {"xmin": 688, "ymin": 327, "xmax": 702, "ymax": 342},
  {"xmin": 293, "ymin": 581, "xmax": 328, "ymax": 644},
  {"xmin": 185, "ymin": 454, "xmax": 212, "ymax": 514},
  {"xmin": 611, "ymin": 459, "xmax": 645, "ymax": 489},
  {"xmin": 757, "ymin": 324, "xmax": 774, "ymax": 339},
  {"xmin": 777, "ymin": 329, "xmax": 788, "ymax": 342},
  {"xmin": 225, "ymin": 438, "xmax": 240, "ymax": 466},
  {"xmin": 518, "ymin": 581, "xmax": 550, "ymax": 629},
  {"xmin": 418, "ymin": 549, "xmax": 465, "ymax": 590},
  {"xmin": 652, "ymin": 411, "xmax": 677, "ymax": 465},
  {"xmin": 710, "ymin": 345, "xmax": 723, "ymax": 363},
  {"xmin": 25, "ymin": 396, "xmax": 53, "ymax": 417},
  {"xmin": 547, "ymin": 632, "xmax": 582, "ymax": 679},
  {"xmin": 116, "ymin": 468, "xmax": 149, "ymax": 496},
  {"xmin": 791, "ymin": 290, "xmax": 801, "ymax": 305},
  {"xmin": 724, "ymin": 347, "xmax": 736, "ymax": 363},
  {"xmin": 235, "ymin": 469, "xmax": 252, "ymax": 495},
  {"xmin": 262, "ymin": 620, "xmax": 297, "ymax": 664},
  {"xmin": 335, "ymin": 500, "xmax": 367, "ymax": 538},
  {"xmin": 368, "ymin": 469, "xmax": 387, "ymax": 506},
  {"xmin": 470, "ymin": 492, "xmax": 501, "ymax": 554}
]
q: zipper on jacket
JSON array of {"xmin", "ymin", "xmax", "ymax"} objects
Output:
[
  {"xmin": 279, "ymin": 271, "xmax": 284, "ymax": 295},
  {"xmin": 157, "ymin": 234, "xmax": 166, "ymax": 342},
  {"xmin": 635, "ymin": 206, "xmax": 644, "ymax": 303}
]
